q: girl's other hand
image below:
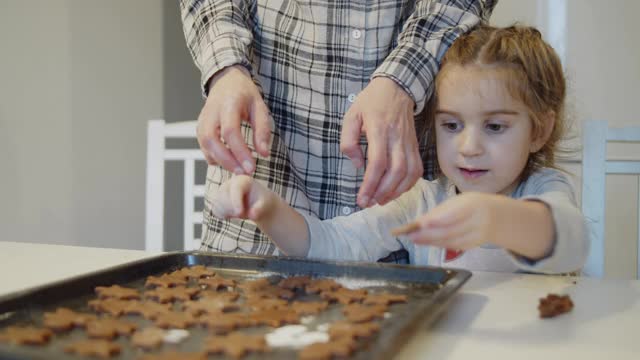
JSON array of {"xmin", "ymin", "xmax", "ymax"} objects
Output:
[
  {"xmin": 406, "ymin": 193, "xmax": 501, "ymax": 250},
  {"xmin": 210, "ymin": 175, "xmax": 276, "ymax": 222}
]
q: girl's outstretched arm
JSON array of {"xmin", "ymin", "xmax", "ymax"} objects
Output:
[
  {"xmin": 210, "ymin": 175, "xmax": 310, "ymax": 256},
  {"xmin": 403, "ymin": 169, "xmax": 588, "ymax": 273},
  {"xmin": 407, "ymin": 193, "xmax": 555, "ymax": 260}
]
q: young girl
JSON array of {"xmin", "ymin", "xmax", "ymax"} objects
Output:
[{"xmin": 209, "ymin": 25, "xmax": 588, "ymax": 274}]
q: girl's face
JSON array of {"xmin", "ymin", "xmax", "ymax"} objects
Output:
[{"xmin": 435, "ymin": 65, "xmax": 544, "ymax": 195}]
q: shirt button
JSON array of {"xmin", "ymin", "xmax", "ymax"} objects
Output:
[
  {"xmin": 347, "ymin": 93, "xmax": 356, "ymax": 103},
  {"xmin": 352, "ymin": 29, "xmax": 362, "ymax": 39},
  {"xmin": 342, "ymin": 206, "xmax": 352, "ymax": 215}
]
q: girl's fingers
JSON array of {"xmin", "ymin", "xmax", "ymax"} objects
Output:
[
  {"xmin": 248, "ymin": 198, "xmax": 266, "ymax": 220},
  {"xmin": 421, "ymin": 197, "xmax": 473, "ymax": 228},
  {"xmin": 409, "ymin": 220, "xmax": 471, "ymax": 247},
  {"xmin": 229, "ymin": 176, "xmax": 253, "ymax": 216}
]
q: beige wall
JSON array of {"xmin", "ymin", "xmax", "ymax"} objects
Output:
[
  {"xmin": 0, "ymin": 1, "xmax": 74, "ymax": 245},
  {"xmin": 0, "ymin": 0, "xmax": 163, "ymax": 249}
]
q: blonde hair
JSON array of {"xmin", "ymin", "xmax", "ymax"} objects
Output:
[{"xmin": 428, "ymin": 25, "xmax": 568, "ymax": 179}]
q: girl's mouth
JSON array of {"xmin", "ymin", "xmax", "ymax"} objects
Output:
[{"xmin": 459, "ymin": 168, "xmax": 488, "ymax": 179}]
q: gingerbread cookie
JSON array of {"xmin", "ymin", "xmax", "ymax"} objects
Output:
[
  {"xmin": 204, "ymin": 332, "xmax": 269, "ymax": 359},
  {"xmin": 153, "ymin": 311, "xmax": 197, "ymax": 329},
  {"xmin": 252, "ymin": 309, "xmax": 300, "ymax": 327},
  {"xmin": 278, "ymin": 275, "xmax": 311, "ymax": 291},
  {"xmin": 198, "ymin": 290, "xmax": 240, "ymax": 302},
  {"xmin": 245, "ymin": 297, "xmax": 289, "ymax": 311},
  {"xmin": 305, "ymin": 278, "xmax": 341, "ymax": 294},
  {"xmin": 363, "ymin": 293, "xmax": 407, "ymax": 306},
  {"xmin": 298, "ymin": 338, "xmax": 356, "ymax": 360},
  {"xmin": 328, "ymin": 320, "xmax": 380, "ymax": 340},
  {"xmin": 43, "ymin": 307, "xmax": 97, "ymax": 331},
  {"xmin": 64, "ymin": 339, "xmax": 121, "ymax": 358},
  {"xmin": 145, "ymin": 286, "xmax": 199, "ymax": 303},
  {"xmin": 131, "ymin": 327, "xmax": 166, "ymax": 349},
  {"xmin": 0, "ymin": 326, "xmax": 53, "ymax": 345},
  {"xmin": 145, "ymin": 273, "xmax": 188, "ymax": 288},
  {"xmin": 538, "ymin": 293, "xmax": 574, "ymax": 318},
  {"xmin": 86, "ymin": 318, "xmax": 137, "ymax": 339},
  {"xmin": 183, "ymin": 298, "xmax": 239, "ymax": 316},
  {"xmin": 139, "ymin": 351, "xmax": 207, "ymax": 360},
  {"xmin": 244, "ymin": 285, "xmax": 295, "ymax": 301},
  {"xmin": 88, "ymin": 298, "xmax": 132, "ymax": 316},
  {"xmin": 200, "ymin": 312, "xmax": 255, "ymax": 334},
  {"xmin": 342, "ymin": 303, "xmax": 387, "ymax": 323},
  {"xmin": 237, "ymin": 277, "xmax": 272, "ymax": 292},
  {"xmin": 175, "ymin": 265, "xmax": 216, "ymax": 279},
  {"xmin": 198, "ymin": 276, "xmax": 236, "ymax": 290},
  {"xmin": 123, "ymin": 300, "xmax": 172, "ymax": 319},
  {"xmin": 95, "ymin": 284, "xmax": 140, "ymax": 300},
  {"xmin": 320, "ymin": 287, "xmax": 368, "ymax": 304},
  {"xmin": 290, "ymin": 301, "xmax": 329, "ymax": 315}
]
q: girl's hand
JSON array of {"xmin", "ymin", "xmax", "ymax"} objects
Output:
[
  {"xmin": 210, "ymin": 175, "xmax": 276, "ymax": 222},
  {"xmin": 406, "ymin": 193, "xmax": 501, "ymax": 250}
]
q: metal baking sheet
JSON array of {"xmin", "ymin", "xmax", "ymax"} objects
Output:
[{"xmin": 0, "ymin": 251, "xmax": 471, "ymax": 359}]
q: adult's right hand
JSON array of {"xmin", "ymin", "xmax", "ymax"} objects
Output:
[{"xmin": 197, "ymin": 65, "xmax": 272, "ymax": 174}]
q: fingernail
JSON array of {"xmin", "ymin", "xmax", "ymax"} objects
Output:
[
  {"xmin": 260, "ymin": 141, "xmax": 269, "ymax": 153},
  {"xmin": 242, "ymin": 160, "xmax": 253, "ymax": 174},
  {"xmin": 233, "ymin": 167, "xmax": 244, "ymax": 175}
]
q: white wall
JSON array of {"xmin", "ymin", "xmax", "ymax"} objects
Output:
[{"xmin": 0, "ymin": 0, "xmax": 163, "ymax": 249}]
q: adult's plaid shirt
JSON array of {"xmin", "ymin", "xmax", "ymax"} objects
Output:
[{"xmin": 180, "ymin": 0, "xmax": 496, "ymax": 259}]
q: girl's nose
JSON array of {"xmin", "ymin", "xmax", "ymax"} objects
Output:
[{"xmin": 458, "ymin": 129, "xmax": 484, "ymax": 157}]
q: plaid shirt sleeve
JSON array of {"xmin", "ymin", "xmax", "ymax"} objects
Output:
[
  {"xmin": 179, "ymin": 0, "xmax": 256, "ymax": 95},
  {"xmin": 373, "ymin": 0, "xmax": 497, "ymax": 114}
]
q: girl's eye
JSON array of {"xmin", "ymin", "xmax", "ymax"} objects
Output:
[
  {"xmin": 440, "ymin": 121, "xmax": 461, "ymax": 132},
  {"xmin": 486, "ymin": 123, "xmax": 506, "ymax": 133}
]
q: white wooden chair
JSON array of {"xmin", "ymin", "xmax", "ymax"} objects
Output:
[
  {"xmin": 582, "ymin": 120, "xmax": 640, "ymax": 278},
  {"xmin": 145, "ymin": 119, "xmax": 205, "ymax": 252}
]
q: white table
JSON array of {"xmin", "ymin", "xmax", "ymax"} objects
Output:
[{"xmin": 1, "ymin": 241, "xmax": 638, "ymax": 359}]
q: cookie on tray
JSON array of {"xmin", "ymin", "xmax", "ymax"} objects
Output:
[
  {"xmin": 95, "ymin": 285, "xmax": 140, "ymax": 300},
  {"xmin": 204, "ymin": 332, "xmax": 269, "ymax": 359},
  {"xmin": 298, "ymin": 337, "xmax": 357, "ymax": 360},
  {"xmin": 64, "ymin": 339, "xmax": 121, "ymax": 358},
  {"xmin": 328, "ymin": 320, "xmax": 380, "ymax": 340},
  {"xmin": 88, "ymin": 298, "xmax": 133, "ymax": 317},
  {"xmin": 43, "ymin": 308, "xmax": 97, "ymax": 331},
  {"xmin": 198, "ymin": 276, "xmax": 236, "ymax": 291},
  {"xmin": 131, "ymin": 327, "xmax": 166, "ymax": 349},
  {"xmin": 174, "ymin": 265, "xmax": 216, "ymax": 279},
  {"xmin": 85, "ymin": 318, "xmax": 137, "ymax": 339},
  {"xmin": 145, "ymin": 273, "xmax": 188, "ymax": 288},
  {"xmin": 0, "ymin": 326, "xmax": 53, "ymax": 345},
  {"xmin": 145, "ymin": 286, "xmax": 199, "ymax": 303},
  {"xmin": 320, "ymin": 287, "xmax": 368, "ymax": 305},
  {"xmin": 342, "ymin": 303, "xmax": 388, "ymax": 323}
]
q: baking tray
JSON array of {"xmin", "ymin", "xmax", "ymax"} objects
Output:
[{"xmin": 0, "ymin": 251, "xmax": 471, "ymax": 359}]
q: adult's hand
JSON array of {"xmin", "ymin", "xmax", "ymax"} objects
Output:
[
  {"xmin": 197, "ymin": 65, "xmax": 272, "ymax": 174},
  {"xmin": 340, "ymin": 77, "xmax": 422, "ymax": 208}
]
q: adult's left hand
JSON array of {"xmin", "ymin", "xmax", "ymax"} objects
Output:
[{"xmin": 341, "ymin": 77, "xmax": 422, "ymax": 208}]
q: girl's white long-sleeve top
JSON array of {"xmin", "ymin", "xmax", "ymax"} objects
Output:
[{"xmin": 302, "ymin": 168, "xmax": 589, "ymax": 274}]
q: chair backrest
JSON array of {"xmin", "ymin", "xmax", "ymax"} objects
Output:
[
  {"xmin": 581, "ymin": 120, "xmax": 640, "ymax": 278},
  {"xmin": 145, "ymin": 119, "xmax": 205, "ymax": 252}
]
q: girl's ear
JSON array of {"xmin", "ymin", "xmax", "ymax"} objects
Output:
[{"xmin": 530, "ymin": 111, "xmax": 556, "ymax": 153}]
